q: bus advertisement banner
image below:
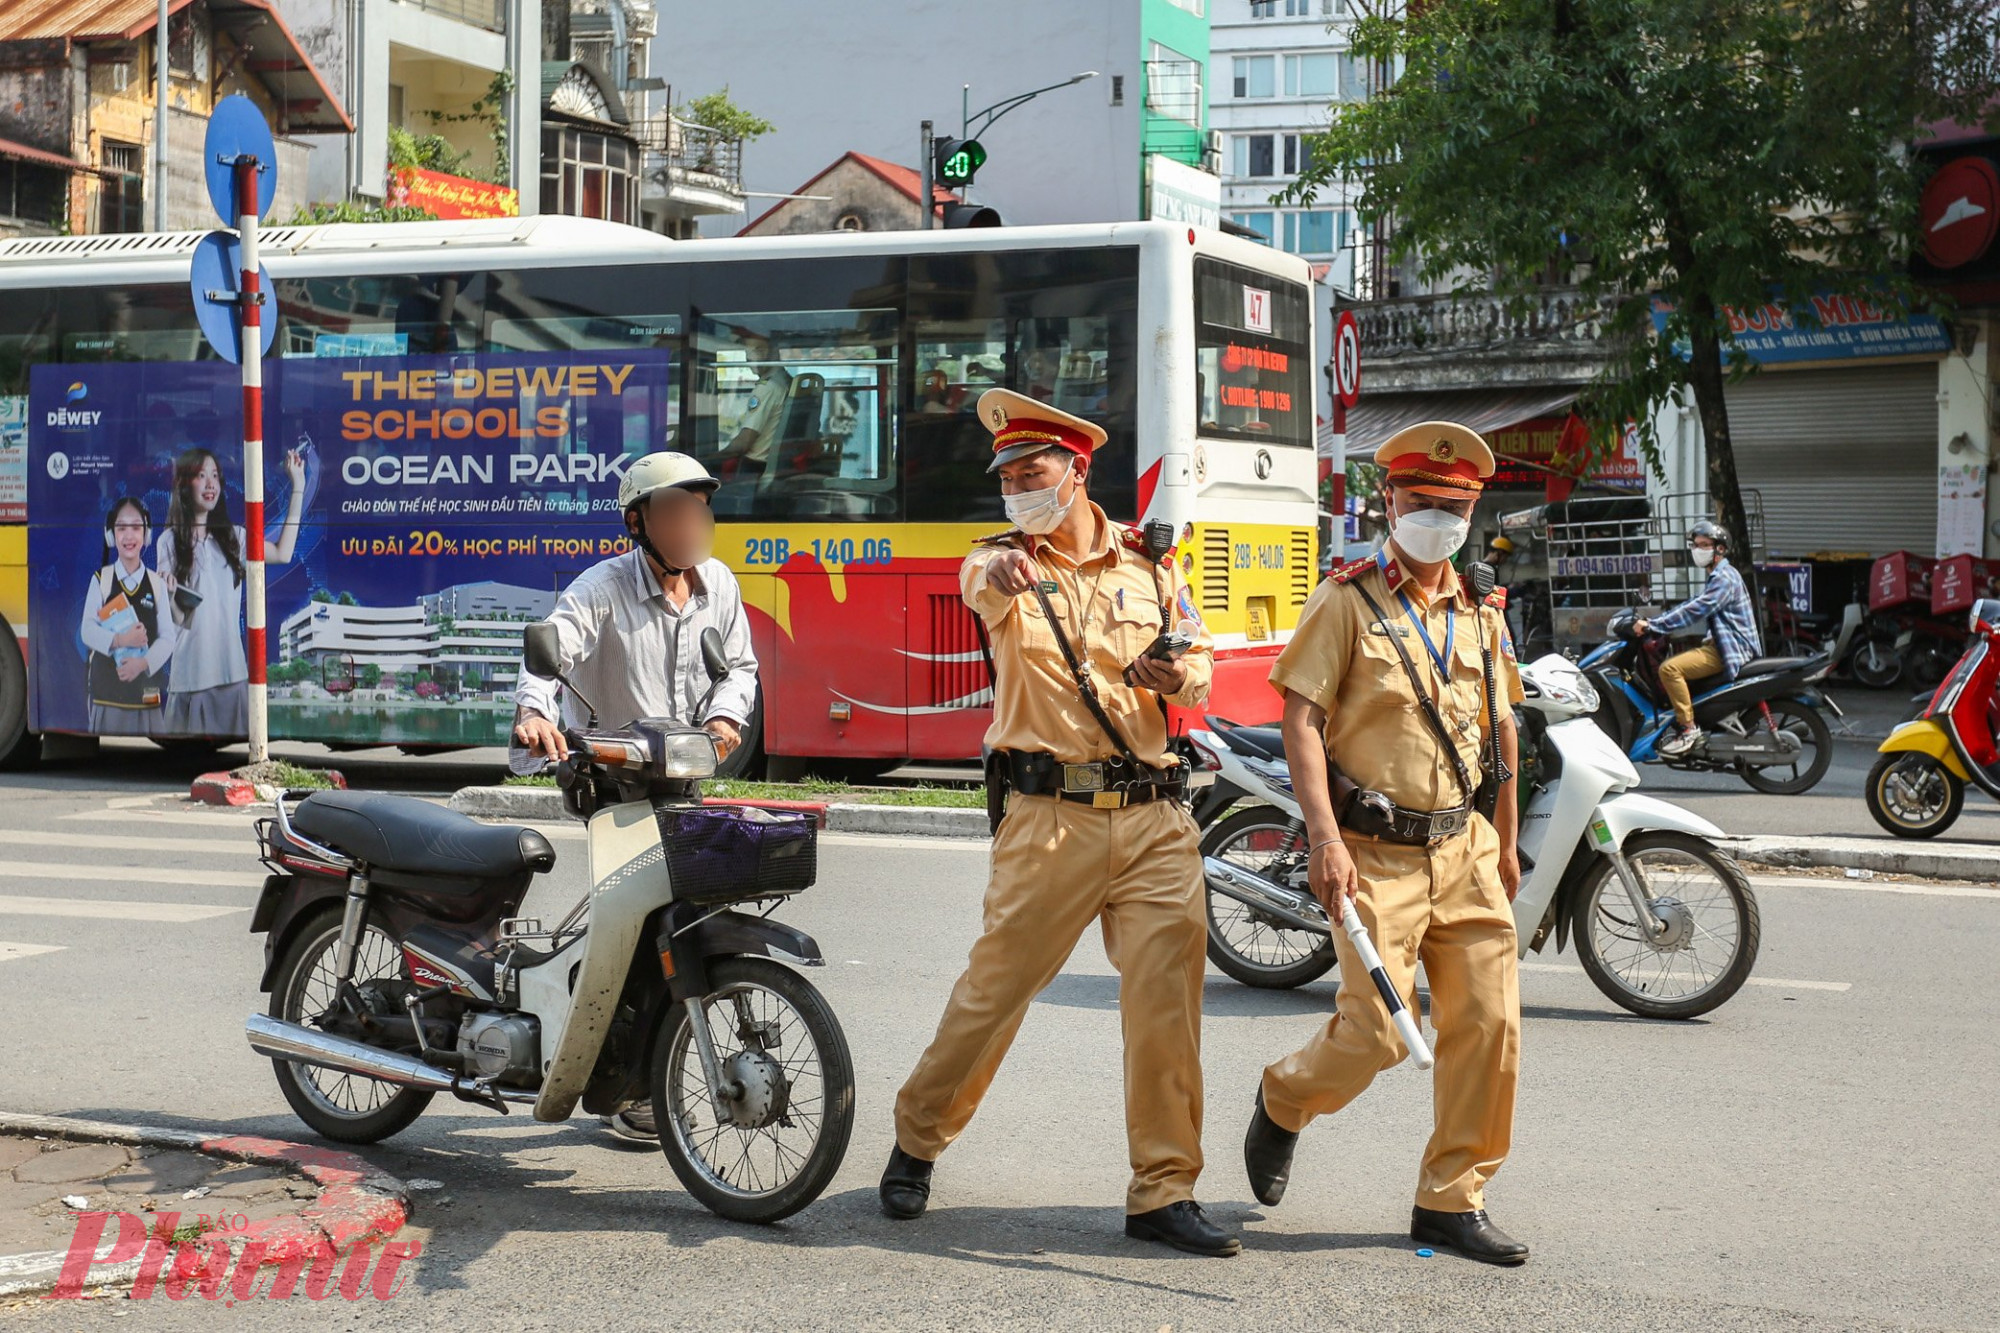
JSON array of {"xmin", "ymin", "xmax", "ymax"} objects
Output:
[{"xmin": 25, "ymin": 350, "xmax": 669, "ymax": 746}]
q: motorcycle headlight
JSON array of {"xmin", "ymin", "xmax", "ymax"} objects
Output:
[{"xmin": 656, "ymin": 729, "xmax": 720, "ymax": 780}]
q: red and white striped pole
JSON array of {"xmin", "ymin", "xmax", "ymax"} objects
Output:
[{"xmin": 236, "ymin": 158, "xmax": 268, "ymax": 764}]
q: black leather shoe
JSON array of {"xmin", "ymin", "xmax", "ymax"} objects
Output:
[
  {"xmin": 878, "ymin": 1146, "xmax": 934, "ymax": 1220},
  {"xmin": 1411, "ymin": 1206, "xmax": 1529, "ymax": 1266},
  {"xmin": 1125, "ymin": 1200, "xmax": 1242, "ymax": 1257},
  {"xmin": 1243, "ymin": 1089, "xmax": 1300, "ymax": 1207}
]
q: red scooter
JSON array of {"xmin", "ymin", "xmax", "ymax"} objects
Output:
[{"xmin": 1865, "ymin": 598, "xmax": 2000, "ymax": 838}]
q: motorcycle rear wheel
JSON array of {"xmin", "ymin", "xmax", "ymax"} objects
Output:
[
  {"xmin": 651, "ymin": 957, "xmax": 855, "ymax": 1224},
  {"xmin": 1864, "ymin": 752, "xmax": 1964, "ymax": 839},
  {"xmin": 1735, "ymin": 699, "xmax": 1833, "ymax": 795},
  {"xmin": 1850, "ymin": 637, "xmax": 1903, "ymax": 689},
  {"xmin": 267, "ymin": 912, "xmax": 434, "ymax": 1144},
  {"xmin": 1571, "ymin": 832, "xmax": 1760, "ymax": 1020},
  {"xmin": 1201, "ymin": 806, "xmax": 1338, "ymax": 990}
]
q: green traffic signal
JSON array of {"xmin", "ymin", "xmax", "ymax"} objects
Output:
[{"xmin": 935, "ymin": 137, "xmax": 987, "ymax": 186}]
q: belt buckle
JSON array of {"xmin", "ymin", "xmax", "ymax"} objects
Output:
[
  {"xmin": 1430, "ymin": 808, "xmax": 1467, "ymax": 841},
  {"xmin": 1063, "ymin": 763, "xmax": 1104, "ymax": 793}
]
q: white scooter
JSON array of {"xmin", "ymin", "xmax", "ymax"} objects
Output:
[{"xmin": 1192, "ymin": 654, "xmax": 1761, "ymax": 1018}]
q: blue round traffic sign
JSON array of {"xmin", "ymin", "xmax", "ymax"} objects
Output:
[
  {"xmin": 190, "ymin": 230, "xmax": 277, "ymax": 364},
  {"xmin": 204, "ymin": 94, "xmax": 278, "ymax": 225}
]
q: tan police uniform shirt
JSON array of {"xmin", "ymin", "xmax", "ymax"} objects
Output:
[
  {"xmin": 962, "ymin": 503, "xmax": 1213, "ymax": 769},
  {"xmin": 1269, "ymin": 545, "xmax": 1523, "ymax": 814}
]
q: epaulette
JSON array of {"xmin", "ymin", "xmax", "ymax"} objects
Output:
[
  {"xmin": 1116, "ymin": 524, "xmax": 1175, "ymax": 566},
  {"xmin": 972, "ymin": 529, "xmax": 1028, "ymax": 548},
  {"xmin": 1327, "ymin": 556, "xmax": 1375, "ymax": 585},
  {"xmin": 1484, "ymin": 586, "xmax": 1508, "ymax": 610}
]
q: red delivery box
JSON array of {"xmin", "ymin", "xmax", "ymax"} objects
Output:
[
  {"xmin": 1870, "ymin": 552, "xmax": 1937, "ymax": 612},
  {"xmin": 1931, "ymin": 555, "xmax": 2000, "ymax": 614}
]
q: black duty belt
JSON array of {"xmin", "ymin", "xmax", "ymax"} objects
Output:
[
  {"xmin": 1340, "ymin": 789, "xmax": 1473, "ymax": 847},
  {"xmin": 1001, "ymin": 750, "xmax": 1186, "ymax": 809}
]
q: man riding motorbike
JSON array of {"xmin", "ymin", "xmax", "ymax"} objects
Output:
[
  {"xmin": 511, "ymin": 450, "xmax": 760, "ymax": 1140},
  {"xmin": 1634, "ymin": 519, "xmax": 1761, "ymax": 758}
]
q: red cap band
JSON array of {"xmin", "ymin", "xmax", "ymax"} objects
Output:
[{"xmin": 1382, "ymin": 451, "xmax": 1483, "ymax": 491}]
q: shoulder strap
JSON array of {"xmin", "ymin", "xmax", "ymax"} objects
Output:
[
  {"xmin": 1351, "ymin": 581, "xmax": 1476, "ymax": 805},
  {"xmin": 1027, "ymin": 579, "xmax": 1147, "ymax": 769}
]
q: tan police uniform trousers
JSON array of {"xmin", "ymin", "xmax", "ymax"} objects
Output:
[
  {"xmin": 1260, "ymin": 812, "xmax": 1520, "ymax": 1212},
  {"xmin": 894, "ymin": 793, "xmax": 1208, "ymax": 1215}
]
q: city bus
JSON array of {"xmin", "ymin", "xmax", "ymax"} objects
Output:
[{"xmin": 0, "ymin": 216, "xmax": 1317, "ymax": 774}]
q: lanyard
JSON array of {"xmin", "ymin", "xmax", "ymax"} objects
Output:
[{"xmin": 1379, "ymin": 551, "xmax": 1453, "ymax": 682}]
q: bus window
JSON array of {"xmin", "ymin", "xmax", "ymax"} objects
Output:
[
  {"xmin": 693, "ymin": 311, "xmax": 899, "ymax": 521},
  {"xmin": 1194, "ymin": 258, "xmax": 1311, "ymax": 449},
  {"xmin": 56, "ymin": 285, "xmax": 207, "ymax": 366},
  {"xmin": 279, "ymin": 273, "xmax": 485, "ymax": 359}
]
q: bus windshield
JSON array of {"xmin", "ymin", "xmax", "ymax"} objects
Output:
[{"xmin": 1194, "ymin": 257, "xmax": 1312, "ymax": 449}]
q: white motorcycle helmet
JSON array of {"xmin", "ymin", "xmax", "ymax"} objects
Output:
[{"xmin": 618, "ymin": 451, "xmax": 719, "ymax": 510}]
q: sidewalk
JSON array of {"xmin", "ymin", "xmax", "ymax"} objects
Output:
[{"xmin": 0, "ymin": 1113, "xmax": 411, "ymax": 1300}]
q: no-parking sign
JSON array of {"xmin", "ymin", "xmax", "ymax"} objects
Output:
[{"xmin": 1332, "ymin": 309, "xmax": 1361, "ymax": 408}]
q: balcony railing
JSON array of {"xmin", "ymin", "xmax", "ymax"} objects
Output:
[
  {"xmin": 635, "ymin": 115, "xmax": 743, "ymax": 194},
  {"xmin": 1355, "ymin": 288, "xmax": 1622, "ymax": 359},
  {"xmin": 393, "ymin": 0, "xmax": 506, "ymax": 35}
]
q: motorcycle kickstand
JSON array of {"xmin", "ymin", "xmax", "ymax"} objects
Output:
[
  {"xmin": 683, "ymin": 995, "xmax": 743, "ymax": 1123},
  {"xmin": 1604, "ymin": 848, "xmax": 1670, "ymax": 940}
]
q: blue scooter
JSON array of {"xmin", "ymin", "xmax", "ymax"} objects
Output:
[{"xmin": 1577, "ymin": 608, "xmax": 1847, "ymax": 794}]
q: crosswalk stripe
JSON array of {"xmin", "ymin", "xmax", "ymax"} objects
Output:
[
  {"xmin": 0, "ymin": 895, "xmax": 244, "ymax": 922},
  {"xmin": 0, "ymin": 941, "xmax": 64, "ymax": 962},
  {"xmin": 1744, "ymin": 874, "xmax": 1997, "ymax": 900},
  {"xmin": 1518, "ymin": 961, "xmax": 1851, "ymax": 992},
  {"xmin": 0, "ymin": 830, "xmax": 254, "ymax": 857},
  {"xmin": 0, "ymin": 862, "xmax": 265, "ymax": 889}
]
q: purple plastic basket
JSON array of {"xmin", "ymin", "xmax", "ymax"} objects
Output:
[{"xmin": 658, "ymin": 805, "xmax": 818, "ymax": 905}]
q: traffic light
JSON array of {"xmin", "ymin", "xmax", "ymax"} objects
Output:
[
  {"xmin": 933, "ymin": 137, "xmax": 986, "ymax": 187},
  {"xmin": 940, "ymin": 202, "xmax": 1002, "ymax": 228}
]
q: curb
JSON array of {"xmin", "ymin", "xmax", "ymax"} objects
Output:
[
  {"xmin": 189, "ymin": 769, "xmax": 348, "ymax": 808},
  {"xmin": 0, "ymin": 1111, "xmax": 411, "ymax": 1299},
  {"xmin": 449, "ymin": 786, "xmax": 985, "ymax": 836},
  {"xmin": 1720, "ymin": 834, "xmax": 1999, "ymax": 883}
]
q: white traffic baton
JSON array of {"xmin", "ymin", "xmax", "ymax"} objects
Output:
[{"xmin": 1340, "ymin": 907, "xmax": 1434, "ymax": 1070}]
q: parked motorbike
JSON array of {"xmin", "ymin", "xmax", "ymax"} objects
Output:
[
  {"xmin": 245, "ymin": 625, "xmax": 855, "ymax": 1224},
  {"xmin": 1189, "ymin": 652, "xmax": 1760, "ymax": 1017},
  {"xmin": 1864, "ymin": 597, "xmax": 2000, "ymax": 839},
  {"xmin": 1577, "ymin": 610, "xmax": 1842, "ymax": 794}
]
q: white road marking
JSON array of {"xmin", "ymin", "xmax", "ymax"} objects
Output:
[
  {"xmin": 0, "ymin": 941, "xmax": 64, "ymax": 962},
  {"xmin": 0, "ymin": 830, "xmax": 254, "ymax": 857},
  {"xmin": 0, "ymin": 895, "xmax": 245, "ymax": 922},
  {"xmin": 1744, "ymin": 874, "xmax": 1998, "ymax": 900},
  {"xmin": 0, "ymin": 862, "xmax": 264, "ymax": 889},
  {"xmin": 59, "ymin": 806, "xmax": 261, "ymax": 829},
  {"xmin": 1518, "ymin": 961, "xmax": 1850, "ymax": 992}
]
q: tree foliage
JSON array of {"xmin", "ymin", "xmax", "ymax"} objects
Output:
[
  {"xmin": 1289, "ymin": 0, "xmax": 2000, "ymax": 563},
  {"xmin": 680, "ymin": 87, "xmax": 775, "ymax": 142}
]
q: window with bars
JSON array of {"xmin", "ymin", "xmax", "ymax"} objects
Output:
[{"xmin": 98, "ymin": 141, "xmax": 143, "ymax": 234}]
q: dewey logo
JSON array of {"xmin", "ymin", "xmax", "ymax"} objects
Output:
[{"xmin": 46, "ymin": 381, "xmax": 101, "ymax": 430}]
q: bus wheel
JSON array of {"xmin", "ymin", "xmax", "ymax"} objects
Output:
[
  {"xmin": 0, "ymin": 616, "xmax": 33, "ymax": 771},
  {"xmin": 715, "ymin": 689, "xmax": 765, "ymax": 781}
]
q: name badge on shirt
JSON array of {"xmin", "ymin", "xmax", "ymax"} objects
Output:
[
  {"xmin": 1038, "ymin": 580, "xmax": 1058, "ymax": 594},
  {"xmin": 1366, "ymin": 622, "xmax": 1410, "ymax": 637}
]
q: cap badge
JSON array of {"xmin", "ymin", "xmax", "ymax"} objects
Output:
[
  {"xmin": 1429, "ymin": 438, "xmax": 1456, "ymax": 462},
  {"xmin": 989, "ymin": 405, "xmax": 1008, "ymax": 427}
]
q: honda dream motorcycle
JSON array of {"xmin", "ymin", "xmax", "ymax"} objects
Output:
[
  {"xmin": 245, "ymin": 625, "xmax": 855, "ymax": 1223},
  {"xmin": 1192, "ymin": 651, "xmax": 1761, "ymax": 1020}
]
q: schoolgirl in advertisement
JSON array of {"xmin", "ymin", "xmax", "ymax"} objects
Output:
[{"xmin": 77, "ymin": 496, "xmax": 177, "ymax": 734}]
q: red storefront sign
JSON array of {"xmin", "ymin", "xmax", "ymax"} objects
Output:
[
  {"xmin": 386, "ymin": 167, "xmax": 519, "ymax": 220},
  {"xmin": 1486, "ymin": 415, "xmax": 1645, "ymax": 490}
]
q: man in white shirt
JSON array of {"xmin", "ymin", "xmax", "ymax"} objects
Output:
[
  {"xmin": 715, "ymin": 334, "xmax": 793, "ymax": 471},
  {"xmin": 512, "ymin": 452, "xmax": 760, "ymax": 1144}
]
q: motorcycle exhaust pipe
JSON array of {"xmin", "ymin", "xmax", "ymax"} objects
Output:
[
  {"xmin": 1203, "ymin": 857, "xmax": 1332, "ymax": 936},
  {"xmin": 245, "ymin": 1013, "xmax": 535, "ymax": 1105}
]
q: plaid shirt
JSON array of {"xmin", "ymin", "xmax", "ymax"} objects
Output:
[{"xmin": 1650, "ymin": 557, "xmax": 1762, "ymax": 680}]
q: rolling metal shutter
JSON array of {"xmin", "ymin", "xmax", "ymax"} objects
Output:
[{"xmin": 1724, "ymin": 363, "xmax": 1939, "ymax": 558}]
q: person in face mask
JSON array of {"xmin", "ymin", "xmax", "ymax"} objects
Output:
[
  {"xmin": 1242, "ymin": 421, "xmax": 1534, "ymax": 1267},
  {"xmin": 1633, "ymin": 519, "xmax": 1761, "ymax": 757},
  {"xmin": 879, "ymin": 389, "xmax": 1236, "ymax": 1258}
]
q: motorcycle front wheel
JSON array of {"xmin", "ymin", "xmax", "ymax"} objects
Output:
[
  {"xmin": 267, "ymin": 911, "xmax": 435, "ymax": 1144},
  {"xmin": 651, "ymin": 956, "xmax": 855, "ymax": 1224},
  {"xmin": 1201, "ymin": 806, "xmax": 1338, "ymax": 989},
  {"xmin": 1735, "ymin": 699, "xmax": 1833, "ymax": 795},
  {"xmin": 1850, "ymin": 636, "xmax": 1903, "ymax": 689},
  {"xmin": 1570, "ymin": 832, "xmax": 1760, "ymax": 1020},
  {"xmin": 1864, "ymin": 752, "xmax": 1965, "ymax": 839}
]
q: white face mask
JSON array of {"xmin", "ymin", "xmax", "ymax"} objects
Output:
[
  {"xmin": 1690, "ymin": 546, "xmax": 1716, "ymax": 568},
  {"xmin": 1003, "ymin": 460, "xmax": 1078, "ymax": 535},
  {"xmin": 1391, "ymin": 506, "xmax": 1470, "ymax": 564}
]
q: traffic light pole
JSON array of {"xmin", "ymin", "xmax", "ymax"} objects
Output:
[{"xmin": 919, "ymin": 120, "xmax": 933, "ymax": 230}]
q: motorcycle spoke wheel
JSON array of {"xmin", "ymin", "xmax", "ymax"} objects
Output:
[
  {"xmin": 1572, "ymin": 833, "xmax": 1760, "ymax": 1020},
  {"xmin": 1201, "ymin": 807, "xmax": 1337, "ymax": 989},
  {"xmin": 654, "ymin": 957, "xmax": 854, "ymax": 1224},
  {"xmin": 1736, "ymin": 699, "xmax": 1833, "ymax": 795}
]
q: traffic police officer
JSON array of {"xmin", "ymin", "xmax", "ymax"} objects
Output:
[
  {"xmin": 1242, "ymin": 421, "xmax": 1530, "ymax": 1265},
  {"xmin": 879, "ymin": 389, "xmax": 1238, "ymax": 1258}
]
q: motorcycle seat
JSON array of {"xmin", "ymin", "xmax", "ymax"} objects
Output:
[
  {"xmin": 1733, "ymin": 655, "xmax": 1816, "ymax": 678},
  {"xmin": 1224, "ymin": 725, "xmax": 1288, "ymax": 761},
  {"xmin": 290, "ymin": 790, "xmax": 557, "ymax": 881}
]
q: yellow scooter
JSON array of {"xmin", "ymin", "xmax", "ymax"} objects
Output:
[{"xmin": 1866, "ymin": 598, "xmax": 2000, "ymax": 838}]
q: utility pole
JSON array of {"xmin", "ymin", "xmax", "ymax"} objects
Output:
[
  {"xmin": 919, "ymin": 119, "xmax": 933, "ymax": 231},
  {"xmin": 153, "ymin": 0, "xmax": 169, "ymax": 230}
]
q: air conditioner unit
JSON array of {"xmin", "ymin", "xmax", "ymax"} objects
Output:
[{"xmin": 1200, "ymin": 129, "xmax": 1224, "ymax": 174}]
